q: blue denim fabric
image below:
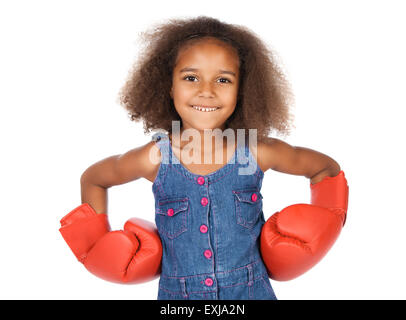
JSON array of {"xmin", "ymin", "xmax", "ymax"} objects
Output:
[{"xmin": 151, "ymin": 132, "xmax": 277, "ymax": 300}]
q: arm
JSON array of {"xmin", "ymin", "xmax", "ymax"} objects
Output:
[
  {"xmin": 80, "ymin": 141, "xmax": 161, "ymax": 214},
  {"xmin": 255, "ymin": 137, "xmax": 341, "ymax": 183},
  {"xmin": 257, "ymin": 138, "xmax": 349, "ymax": 281},
  {"xmin": 59, "ymin": 141, "xmax": 163, "ymax": 283}
]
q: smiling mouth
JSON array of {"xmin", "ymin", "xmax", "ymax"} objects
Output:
[{"xmin": 190, "ymin": 105, "xmax": 220, "ymax": 112}]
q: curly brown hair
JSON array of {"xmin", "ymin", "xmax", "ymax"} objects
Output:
[{"xmin": 118, "ymin": 16, "xmax": 295, "ymax": 141}]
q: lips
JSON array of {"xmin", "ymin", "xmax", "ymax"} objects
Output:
[{"xmin": 191, "ymin": 105, "xmax": 220, "ymax": 112}]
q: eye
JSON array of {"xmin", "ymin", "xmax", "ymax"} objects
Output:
[
  {"xmin": 183, "ymin": 75, "xmax": 232, "ymax": 83},
  {"xmin": 217, "ymin": 78, "xmax": 231, "ymax": 84},
  {"xmin": 183, "ymin": 75, "xmax": 198, "ymax": 82}
]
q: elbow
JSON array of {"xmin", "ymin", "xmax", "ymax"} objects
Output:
[
  {"xmin": 310, "ymin": 160, "xmax": 341, "ymax": 185},
  {"xmin": 327, "ymin": 159, "xmax": 341, "ymax": 177},
  {"xmin": 80, "ymin": 169, "xmax": 91, "ymax": 186}
]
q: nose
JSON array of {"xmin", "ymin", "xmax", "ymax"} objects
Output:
[{"xmin": 198, "ymin": 81, "xmax": 215, "ymax": 98}]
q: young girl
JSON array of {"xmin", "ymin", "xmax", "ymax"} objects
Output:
[{"xmin": 60, "ymin": 16, "xmax": 348, "ymax": 300}]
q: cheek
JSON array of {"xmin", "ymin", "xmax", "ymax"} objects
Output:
[
  {"xmin": 224, "ymin": 88, "xmax": 239, "ymax": 105},
  {"xmin": 173, "ymin": 83, "xmax": 193, "ymax": 101}
]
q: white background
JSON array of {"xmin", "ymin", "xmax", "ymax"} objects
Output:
[{"xmin": 1, "ymin": 0, "xmax": 405, "ymax": 299}]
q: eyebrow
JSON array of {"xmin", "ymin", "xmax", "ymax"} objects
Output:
[{"xmin": 179, "ymin": 67, "xmax": 236, "ymax": 77}]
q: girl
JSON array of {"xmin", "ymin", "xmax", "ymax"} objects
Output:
[{"xmin": 61, "ymin": 16, "xmax": 347, "ymax": 300}]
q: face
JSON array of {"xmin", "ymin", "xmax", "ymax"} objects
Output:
[{"xmin": 170, "ymin": 37, "xmax": 240, "ymax": 133}]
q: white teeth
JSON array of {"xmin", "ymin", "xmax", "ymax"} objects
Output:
[{"xmin": 192, "ymin": 105, "xmax": 219, "ymax": 112}]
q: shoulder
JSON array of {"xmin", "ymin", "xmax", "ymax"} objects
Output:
[
  {"xmin": 123, "ymin": 140, "xmax": 162, "ymax": 183},
  {"xmin": 109, "ymin": 140, "xmax": 162, "ymax": 184},
  {"xmin": 81, "ymin": 140, "xmax": 162, "ymax": 187},
  {"xmin": 249, "ymin": 137, "xmax": 296, "ymax": 173}
]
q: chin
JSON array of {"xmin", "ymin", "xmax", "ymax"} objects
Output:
[{"xmin": 196, "ymin": 119, "xmax": 225, "ymax": 130}]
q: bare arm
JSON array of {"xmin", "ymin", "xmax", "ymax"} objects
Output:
[
  {"xmin": 80, "ymin": 141, "xmax": 161, "ymax": 214},
  {"xmin": 254, "ymin": 137, "xmax": 341, "ymax": 185}
]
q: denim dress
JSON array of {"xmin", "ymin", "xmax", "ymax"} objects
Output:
[{"xmin": 151, "ymin": 132, "xmax": 277, "ymax": 300}]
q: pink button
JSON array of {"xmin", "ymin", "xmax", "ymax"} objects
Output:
[
  {"xmin": 204, "ymin": 249, "xmax": 212, "ymax": 259},
  {"xmin": 201, "ymin": 197, "xmax": 208, "ymax": 206},
  {"xmin": 197, "ymin": 176, "xmax": 205, "ymax": 185},
  {"xmin": 205, "ymin": 278, "xmax": 213, "ymax": 286},
  {"xmin": 167, "ymin": 208, "xmax": 174, "ymax": 216},
  {"xmin": 200, "ymin": 224, "xmax": 208, "ymax": 233},
  {"xmin": 251, "ymin": 193, "xmax": 258, "ymax": 202}
]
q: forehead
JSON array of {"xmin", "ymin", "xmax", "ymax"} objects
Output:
[{"xmin": 175, "ymin": 37, "xmax": 240, "ymax": 69}]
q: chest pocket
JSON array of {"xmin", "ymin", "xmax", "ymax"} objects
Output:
[
  {"xmin": 156, "ymin": 197, "xmax": 189, "ymax": 239},
  {"xmin": 233, "ymin": 189, "xmax": 263, "ymax": 229}
]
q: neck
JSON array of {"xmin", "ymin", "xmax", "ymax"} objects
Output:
[{"xmin": 170, "ymin": 126, "xmax": 230, "ymax": 154}]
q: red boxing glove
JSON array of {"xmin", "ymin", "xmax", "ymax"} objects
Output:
[
  {"xmin": 59, "ymin": 204, "xmax": 162, "ymax": 284},
  {"xmin": 260, "ymin": 170, "xmax": 349, "ymax": 281}
]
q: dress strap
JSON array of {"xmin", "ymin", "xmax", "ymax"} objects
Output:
[
  {"xmin": 237, "ymin": 133, "xmax": 258, "ymax": 176},
  {"xmin": 151, "ymin": 132, "xmax": 170, "ymax": 164}
]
